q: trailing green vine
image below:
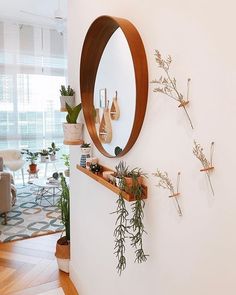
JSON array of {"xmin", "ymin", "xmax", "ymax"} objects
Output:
[
  {"xmin": 112, "ymin": 165, "xmax": 148, "ymax": 275},
  {"xmin": 113, "ymin": 191, "xmax": 129, "ymax": 275},
  {"xmin": 130, "ymin": 176, "xmax": 148, "ymax": 263}
]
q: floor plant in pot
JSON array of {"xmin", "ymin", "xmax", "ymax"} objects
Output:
[
  {"xmin": 55, "ymin": 173, "xmax": 70, "ymax": 273},
  {"xmin": 63, "ymin": 103, "xmax": 83, "ymax": 145},
  {"xmin": 112, "ymin": 161, "xmax": 148, "ymax": 275},
  {"xmin": 61, "ymin": 153, "xmax": 70, "ymax": 177},
  {"xmin": 60, "ymin": 85, "xmax": 75, "ymax": 112},
  {"xmin": 22, "ymin": 149, "xmax": 39, "ymax": 173}
]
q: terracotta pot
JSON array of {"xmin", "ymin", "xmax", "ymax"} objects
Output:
[
  {"xmin": 55, "ymin": 236, "xmax": 70, "ymax": 273},
  {"xmin": 29, "ymin": 164, "xmax": 37, "ymax": 173},
  {"xmin": 124, "ymin": 176, "xmax": 143, "ymax": 193},
  {"xmin": 63, "ymin": 123, "xmax": 83, "ymax": 145},
  {"xmin": 60, "ymin": 95, "xmax": 75, "ymax": 112}
]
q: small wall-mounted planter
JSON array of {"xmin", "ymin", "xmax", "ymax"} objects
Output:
[
  {"xmin": 77, "ymin": 164, "xmax": 148, "ymax": 202},
  {"xmin": 60, "ymin": 95, "xmax": 75, "ymax": 112},
  {"xmin": 63, "ymin": 123, "xmax": 83, "ymax": 145}
]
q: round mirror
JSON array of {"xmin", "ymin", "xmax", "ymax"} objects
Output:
[{"xmin": 80, "ymin": 16, "xmax": 148, "ymax": 158}]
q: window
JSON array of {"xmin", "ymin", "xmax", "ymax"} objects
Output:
[{"xmin": 0, "ymin": 21, "xmax": 67, "ymax": 150}]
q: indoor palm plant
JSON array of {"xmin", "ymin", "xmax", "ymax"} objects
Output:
[
  {"xmin": 60, "ymin": 85, "xmax": 75, "ymax": 112},
  {"xmin": 55, "ymin": 173, "xmax": 70, "ymax": 273},
  {"xmin": 63, "ymin": 103, "xmax": 83, "ymax": 145}
]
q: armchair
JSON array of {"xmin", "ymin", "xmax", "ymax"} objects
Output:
[
  {"xmin": 0, "ymin": 172, "xmax": 12, "ymax": 225},
  {"xmin": 0, "ymin": 149, "xmax": 25, "ymax": 185}
]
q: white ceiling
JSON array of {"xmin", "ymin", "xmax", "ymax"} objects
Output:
[{"xmin": 0, "ymin": 0, "xmax": 67, "ymax": 28}]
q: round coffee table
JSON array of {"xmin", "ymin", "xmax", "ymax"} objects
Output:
[{"xmin": 32, "ymin": 178, "xmax": 61, "ymax": 206}]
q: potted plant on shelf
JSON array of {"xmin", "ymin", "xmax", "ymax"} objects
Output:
[
  {"xmin": 48, "ymin": 142, "xmax": 60, "ymax": 161},
  {"xmin": 55, "ymin": 173, "xmax": 70, "ymax": 273},
  {"xmin": 63, "ymin": 103, "xmax": 83, "ymax": 145},
  {"xmin": 61, "ymin": 153, "xmax": 70, "ymax": 177},
  {"xmin": 39, "ymin": 149, "xmax": 49, "ymax": 163},
  {"xmin": 22, "ymin": 149, "xmax": 39, "ymax": 173},
  {"xmin": 80, "ymin": 143, "xmax": 91, "ymax": 167},
  {"xmin": 60, "ymin": 85, "xmax": 75, "ymax": 112},
  {"xmin": 112, "ymin": 161, "xmax": 148, "ymax": 275}
]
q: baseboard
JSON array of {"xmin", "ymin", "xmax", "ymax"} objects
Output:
[{"xmin": 70, "ymin": 262, "xmax": 80, "ymax": 293}]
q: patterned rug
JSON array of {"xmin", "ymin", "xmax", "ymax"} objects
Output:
[{"xmin": 0, "ymin": 184, "xmax": 64, "ymax": 242}]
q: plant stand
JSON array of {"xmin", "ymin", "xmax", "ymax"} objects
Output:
[{"xmin": 27, "ymin": 169, "xmax": 39, "ymax": 183}]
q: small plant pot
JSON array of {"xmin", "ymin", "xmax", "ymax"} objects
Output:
[
  {"xmin": 60, "ymin": 95, "xmax": 75, "ymax": 112},
  {"xmin": 124, "ymin": 176, "xmax": 143, "ymax": 193},
  {"xmin": 63, "ymin": 123, "xmax": 83, "ymax": 145},
  {"xmin": 55, "ymin": 236, "xmax": 70, "ymax": 273},
  {"xmin": 64, "ymin": 169, "xmax": 70, "ymax": 177},
  {"xmin": 40, "ymin": 155, "xmax": 49, "ymax": 163},
  {"xmin": 50, "ymin": 154, "xmax": 56, "ymax": 161},
  {"xmin": 29, "ymin": 163, "xmax": 37, "ymax": 173}
]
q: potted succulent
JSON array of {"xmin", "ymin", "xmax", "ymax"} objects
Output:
[
  {"xmin": 112, "ymin": 162, "xmax": 148, "ymax": 275},
  {"xmin": 60, "ymin": 85, "xmax": 75, "ymax": 112},
  {"xmin": 48, "ymin": 142, "xmax": 60, "ymax": 161},
  {"xmin": 63, "ymin": 103, "xmax": 83, "ymax": 145},
  {"xmin": 55, "ymin": 173, "xmax": 70, "ymax": 273},
  {"xmin": 22, "ymin": 149, "xmax": 39, "ymax": 173},
  {"xmin": 61, "ymin": 153, "xmax": 70, "ymax": 177},
  {"xmin": 39, "ymin": 149, "xmax": 49, "ymax": 163}
]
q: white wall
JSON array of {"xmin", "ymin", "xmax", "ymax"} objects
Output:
[{"xmin": 68, "ymin": 1, "xmax": 236, "ymax": 294}]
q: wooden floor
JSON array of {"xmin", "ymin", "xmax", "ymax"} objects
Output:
[{"xmin": 0, "ymin": 233, "xmax": 78, "ymax": 295}]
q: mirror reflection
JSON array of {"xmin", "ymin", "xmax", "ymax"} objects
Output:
[{"xmin": 94, "ymin": 28, "xmax": 136, "ymax": 156}]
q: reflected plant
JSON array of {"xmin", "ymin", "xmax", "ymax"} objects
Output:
[{"xmin": 152, "ymin": 50, "xmax": 193, "ymax": 129}]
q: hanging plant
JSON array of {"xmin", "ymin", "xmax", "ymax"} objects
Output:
[
  {"xmin": 152, "ymin": 50, "xmax": 193, "ymax": 129},
  {"xmin": 111, "ymin": 162, "xmax": 148, "ymax": 275},
  {"xmin": 153, "ymin": 170, "xmax": 182, "ymax": 216},
  {"xmin": 193, "ymin": 141, "xmax": 215, "ymax": 196}
]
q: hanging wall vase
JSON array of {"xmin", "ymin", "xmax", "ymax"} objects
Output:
[
  {"xmin": 99, "ymin": 101, "xmax": 112, "ymax": 143},
  {"xmin": 110, "ymin": 91, "xmax": 120, "ymax": 120}
]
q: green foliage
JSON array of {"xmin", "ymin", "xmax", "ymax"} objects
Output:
[
  {"xmin": 61, "ymin": 154, "xmax": 70, "ymax": 168},
  {"xmin": 58, "ymin": 173, "xmax": 70, "ymax": 241},
  {"xmin": 112, "ymin": 162, "xmax": 148, "ymax": 275},
  {"xmin": 81, "ymin": 143, "xmax": 91, "ymax": 148},
  {"xmin": 48, "ymin": 142, "xmax": 60, "ymax": 155},
  {"xmin": 60, "ymin": 85, "xmax": 75, "ymax": 96},
  {"xmin": 39, "ymin": 149, "xmax": 49, "ymax": 156},
  {"xmin": 66, "ymin": 103, "xmax": 82, "ymax": 123},
  {"xmin": 21, "ymin": 149, "xmax": 38, "ymax": 164},
  {"xmin": 114, "ymin": 146, "xmax": 123, "ymax": 156},
  {"xmin": 115, "ymin": 161, "xmax": 129, "ymax": 178}
]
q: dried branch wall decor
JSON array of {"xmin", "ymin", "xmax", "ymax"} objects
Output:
[
  {"xmin": 193, "ymin": 141, "xmax": 215, "ymax": 196},
  {"xmin": 153, "ymin": 170, "xmax": 182, "ymax": 216},
  {"xmin": 152, "ymin": 50, "xmax": 193, "ymax": 129}
]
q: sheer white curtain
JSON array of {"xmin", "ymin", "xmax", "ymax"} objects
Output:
[{"xmin": 0, "ymin": 21, "xmax": 66, "ymax": 149}]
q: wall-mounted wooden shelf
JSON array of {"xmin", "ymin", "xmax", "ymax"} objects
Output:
[{"xmin": 76, "ymin": 164, "xmax": 148, "ymax": 202}]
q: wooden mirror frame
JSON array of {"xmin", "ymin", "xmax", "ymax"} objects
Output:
[{"xmin": 80, "ymin": 15, "xmax": 148, "ymax": 158}]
